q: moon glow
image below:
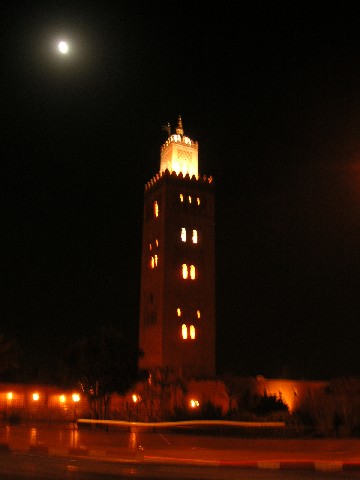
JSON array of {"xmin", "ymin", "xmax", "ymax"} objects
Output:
[{"xmin": 58, "ymin": 41, "xmax": 69, "ymax": 54}]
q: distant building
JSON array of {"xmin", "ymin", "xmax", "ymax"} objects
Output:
[
  {"xmin": 138, "ymin": 117, "xmax": 216, "ymax": 379},
  {"xmin": 0, "ymin": 383, "xmax": 89, "ymax": 422}
]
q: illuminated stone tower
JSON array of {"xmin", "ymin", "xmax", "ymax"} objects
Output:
[{"xmin": 139, "ymin": 117, "xmax": 216, "ymax": 379}]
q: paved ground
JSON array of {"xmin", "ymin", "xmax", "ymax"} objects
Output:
[{"xmin": 2, "ymin": 425, "xmax": 360, "ymax": 472}]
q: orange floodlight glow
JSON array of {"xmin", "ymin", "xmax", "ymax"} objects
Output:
[
  {"xmin": 33, "ymin": 393, "xmax": 39, "ymax": 401},
  {"xmin": 190, "ymin": 399, "xmax": 199, "ymax": 408},
  {"xmin": 72, "ymin": 394, "xmax": 80, "ymax": 402},
  {"xmin": 132, "ymin": 394, "xmax": 140, "ymax": 403}
]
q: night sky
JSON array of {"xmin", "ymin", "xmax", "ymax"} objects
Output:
[{"xmin": 3, "ymin": 2, "xmax": 360, "ymax": 381}]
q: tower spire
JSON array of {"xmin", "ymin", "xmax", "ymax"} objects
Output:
[
  {"xmin": 160, "ymin": 115, "xmax": 198, "ymax": 177},
  {"xmin": 176, "ymin": 115, "xmax": 184, "ymax": 136}
]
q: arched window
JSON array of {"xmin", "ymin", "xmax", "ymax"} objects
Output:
[
  {"xmin": 177, "ymin": 308, "xmax": 181, "ymax": 317},
  {"xmin": 181, "ymin": 264, "xmax": 196, "ymax": 279},
  {"xmin": 192, "ymin": 229, "xmax": 198, "ymax": 244},
  {"xmin": 181, "ymin": 228, "xmax": 186, "ymax": 242},
  {"xmin": 150, "ymin": 255, "xmax": 159, "ymax": 269},
  {"xmin": 153, "ymin": 201, "xmax": 159, "ymax": 217},
  {"xmin": 181, "ymin": 324, "xmax": 195, "ymax": 340},
  {"xmin": 182, "ymin": 324, "xmax": 187, "ymax": 339}
]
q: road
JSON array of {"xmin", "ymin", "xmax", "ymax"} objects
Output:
[
  {"xmin": 1, "ymin": 453, "xmax": 360, "ymax": 480},
  {"xmin": 1, "ymin": 424, "xmax": 360, "ymax": 479}
]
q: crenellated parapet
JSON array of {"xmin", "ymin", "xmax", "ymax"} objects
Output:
[
  {"xmin": 144, "ymin": 169, "xmax": 213, "ymax": 192},
  {"xmin": 160, "ymin": 134, "xmax": 198, "ymax": 152}
]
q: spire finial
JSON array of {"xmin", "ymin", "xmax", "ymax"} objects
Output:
[
  {"xmin": 176, "ymin": 115, "xmax": 184, "ymax": 136},
  {"xmin": 161, "ymin": 121, "xmax": 171, "ymax": 137}
]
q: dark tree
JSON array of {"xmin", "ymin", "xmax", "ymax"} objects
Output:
[
  {"xmin": 0, "ymin": 334, "xmax": 21, "ymax": 379},
  {"xmin": 60, "ymin": 324, "xmax": 141, "ymax": 419},
  {"xmin": 251, "ymin": 392, "xmax": 289, "ymax": 416}
]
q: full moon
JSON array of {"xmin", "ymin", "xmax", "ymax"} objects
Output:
[{"xmin": 58, "ymin": 41, "xmax": 69, "ymax": 54}]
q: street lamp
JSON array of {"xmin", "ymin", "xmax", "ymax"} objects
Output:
[{"xmin": 72, "ymin": 393, "xmax": 80, "ymax": 427}]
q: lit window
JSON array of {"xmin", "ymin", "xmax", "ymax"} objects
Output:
[
  {"xmin": 188, "ymin": 195, "xmax": 192, "ymax": 203},
  {"xmin": 182, "ymin": 264, "xmax": 196, "ymax": 279},
  {"xmin": 197, "ymin": 310, "xmax": 201, "ymax": 319},
  {"xmin": 180, "ymin": 194, "xmax": 184, "ymax": 202},
  {"xmin": 181, "ymin": 228, "xmax": 186, "ymax": 242},
  {"xmin": 192, "ymin": 229, "xmax": 198, "ymax": 243},
  {"xmin": 177, "ymin": 308, "xmax": 181, "ymax": 317},
  {"xmin": 33, "ymin": 393, "xmax": 39, "ymax": 401},
  {"xmin": 149, "ymin": 243, "xmax": 152, "ymax": 251},
  {"xmin": 150, "ymin": 255, "xmax": 158, "ymax": 268},
  {"xmin": 196, "ymin": 197, "xmax": 200, "ymax": 205},
  {"xmin": 182, "ymin": 324, "xmax": 188, "ymax": 339},
  {"xmin": 155, "ymin": 239, "xmax": 159, "ymax": 247},
  {"xmin": 153, "ymin": 201, "xmax": 159, "ymax": 217},
  {"xmin": 72, "ymin": 394, "xmax": 80, "ymax": 402},
  {"xmin": 181, "ymin": 324, "xmax": 195, "ymax": 340}
]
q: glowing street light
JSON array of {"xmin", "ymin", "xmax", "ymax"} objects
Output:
[
  {"xmin": 190, "ymin": 399, "xmax": 199, "ymax": 408},
  {"xmin": 132, "ymin": 394, "xmax": 140, "ymax": 403},
  {"xmin": 72, "ymin": 393, "xmax": 80, "ymax": 403}
]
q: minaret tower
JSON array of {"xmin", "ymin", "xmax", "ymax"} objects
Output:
[{"xmin": 139, "ymin": 117, "xmax": 215, "ymax": 378}]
